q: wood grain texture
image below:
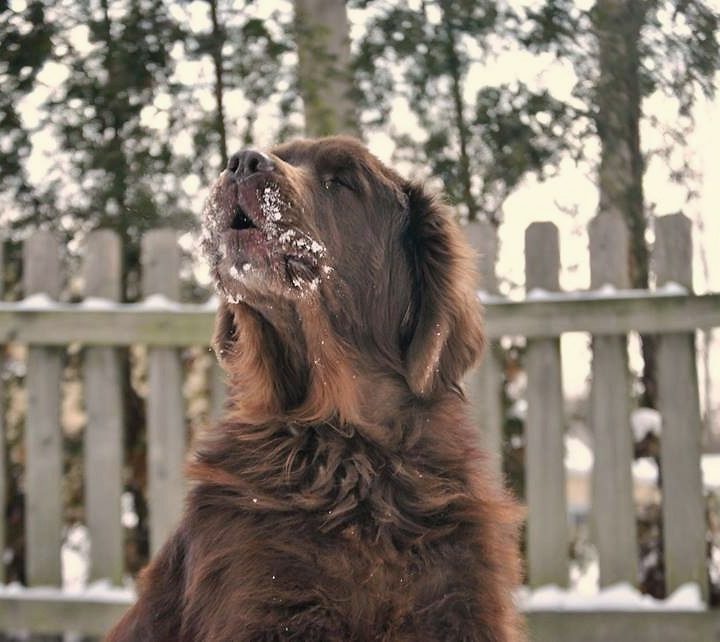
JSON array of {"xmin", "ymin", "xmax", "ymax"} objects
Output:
[
  {"xmin": 654, "ymin": 214, "xmax": 708, "ymax": 601},
  {"xmin": 142, "ymin": 230, "xmax": 186, "ymax": 554},
  {"xmin": 83, "ymin": 230, "xmax": 125, "ymax": 584},
  {"xmin": 0, "ymin": 237, "xmax": 5, "ymax": 584},
  {"xmin": 1, "ymin": 293, "xmax": 718, "ymax": 346},
  {"xmin": 465, "ymin": 220, "xmax": 503, "ymax": 471},
  {"xmin": 23, "ymin": 231, "xmax": 64, "ymax": 588},
  {"xmin": 524, "ymin": 222, "xmax": 568, "ymax": 587},
  {"xmin": 210, "ymin": 359, "xmax": 227, "ymax": 423},
  {"xmin": 588, "ymin": 213, "xmax": 638, "ymax": 587}
]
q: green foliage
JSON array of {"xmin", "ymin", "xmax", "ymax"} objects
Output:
[
  {"xmin": 355, "ymin": 0, "xmax": 578, "ymax": 222},
  {"xmin": 642, "ymin": 1, "xmax": 720, "ymax": 114},
  {"xmin": 177, "ymin": 0, "xmax": 295, "ymax": 181},
  {"xmin": 1, "ymin": 0, "xmax": 295, "ymax": 299},
  {"xmin": 0, "ymin": 1, "xmax": 54, "ymax": 212},
  {"xmin": 356, "ymin": 0, "xmax": 719, "ymax": 221},
  {"xmin": 517, "ymin": 0, "xmax": 583, "ymax": 56},
  {"xmin": 474, "ymin": 84, "xmax": 578, "ymax": 215},
  {"xmin": 40, "ymin": 0, "xmax": 190, "ymax": 297},
  {"xmin": 521, "ymin": 0, "xmax": 719, "ymax": 130}
]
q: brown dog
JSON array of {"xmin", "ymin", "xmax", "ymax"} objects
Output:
[{"xmin": 106, "ymin": 136, "xmax": 524, "ymax": 641}]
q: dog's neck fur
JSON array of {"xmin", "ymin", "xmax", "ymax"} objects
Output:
[{"xmin": 220, "ymin": 299, "xmax": 419, "ymax": 440}]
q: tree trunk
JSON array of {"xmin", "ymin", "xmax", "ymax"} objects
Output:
[
  {"xmin": 207, "ymin": 0, "xmax": 228, "ymax": 168},
  {"xmin": 593, "ymin": 0, "xmax": 657, "ymax": 407},
  {"xmin": 438, "ymin": 0, "xmax": 478, "ymax": 222},
  {"xmin": 294, "ymin": 0, "xmax": 359, "ymax": 137}
]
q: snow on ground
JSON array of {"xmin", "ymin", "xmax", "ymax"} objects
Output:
[
  {"xmin": 0, "ymin": 580, "xmax": 134, "ymax": 604},
  {"xmin": 517, "ymin": 580, "xmax": 705, "ymax": 612},
  {"xmin": 62, "ymin": 524, "xmax": 90, "ymax": 591},
  {"xmin": 565, "ymin": 435, "xmax": 593, "ymax": 474},
  {"xmin": 80, "ymin": 297, "xmax": 121, "ymax": 310},
  {"xmin": 631, "ymin": 407, "xmax": 662, "ymax": 441},
  {"xmin": 14, "ymin": 293, "xmax": 57, "ymax": 308},
  {"xmin": 135, "ymin": 293, "xmax": 182, "ymax": 310},
  {"xmin": 0, "ymin": 523, "xmax": 135, "ymax": 606}
]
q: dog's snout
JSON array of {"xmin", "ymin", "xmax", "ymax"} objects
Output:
[{"xmin": 227, "ymin": 150, "xmax": 275, "ymax": 179}]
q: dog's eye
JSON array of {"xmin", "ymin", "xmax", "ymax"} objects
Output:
[{"xmin": 322, "ymin": 176, "xmax": 353, "ymax": 191}]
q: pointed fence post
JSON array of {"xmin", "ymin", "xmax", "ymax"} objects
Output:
[
  {"xmin": 24, "ymin": 231, "xmax": 64, "ymax": 590},
  {"xmin": 142, "ymin": 230, "xmax": 186, "ymax": 554},
  {"xmin": 524, "ymin": 222, "xmax": 568, "ymax": 587},
  {"xmin": 465, "ymin": 221, "xmax": 503, "ymax": 473},
  {"xmin": 654, "ymin": 214, "xmax": 708, "ymax": 601},
  {"xmin": 588, "ymin": 212, "xmax": 638, "ymax": 587},
  {"xmin": 82, "ymin": 230, "xmax": 124, "ymax": 584}
]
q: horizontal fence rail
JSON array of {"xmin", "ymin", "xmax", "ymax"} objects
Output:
[{"xmin": 0, "ymin": 290, "xmax": 718, "ymax": 346}]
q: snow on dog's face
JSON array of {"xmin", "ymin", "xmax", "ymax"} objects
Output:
[
  {"xmin": 202, "ymin": 136, "xmax": 484, "ymax": 414},
  {"xmin": 201, "ymin": 136, "xmax": 406, "ymax": 305}
]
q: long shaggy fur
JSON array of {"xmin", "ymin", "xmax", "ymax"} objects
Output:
[{"xmin": 106, "ymin": 136, "xmax": 524, "ymax": 641}]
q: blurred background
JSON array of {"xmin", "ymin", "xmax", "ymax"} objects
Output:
[{"xmin": 1, "ymin": 0, "xmax": 720, "ymax": 639}]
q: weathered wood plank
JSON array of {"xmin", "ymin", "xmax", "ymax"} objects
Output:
[
  {"xmin": 588, "ymin": 213, "xmax": 638, "ymax": 587},
  {"xmin": 0, "ymin": 591, "xmax": 133, "ymax": 636},
  {"xmin": 210, "ymin": 359, "xmax": 227, "ymax": 423},
  {"xmin": 83, "ymin": 230, "xmax": 124, "ymax": 585},
  {"xmin": 526, "ymin": 610, "xmax": 720, "ymax": 642},
  {"xmin": 0, "ymin": 237, "xmax": 5, "ymax": 584},
  {"xmin": 2, "ymin": 590, "xmax": 719, "ymax": 641},
  {"xmin": 465, "ymin": 221, "xmax": 503, "ymax": 470},
  {"xmin": 524, "ymin": 222, "xmax": 568, "ymax": 587},
  {"xmin": 0, "ymin": 303, "xmax": 214, "ymax": 346},
  {"xmin": 654, "ymin": 214, "xmax": 708, "ymax": 601},
  {"xmin": 466, "ymin": 352, "xmax": 503, "ymax": 471},
  {"xmin": 142, "ymin": 230, "xmax": 186, "ymax": 554},
  {"xmin": 23, "ymin": 232, "xmax": 64, "ymax": 588},
  {"xmin": 1, "ymin": 292, "xmax": 718, "ymax": 346}
]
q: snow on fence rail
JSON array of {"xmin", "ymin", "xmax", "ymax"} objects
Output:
[{"xmin": 0, "ymin": 213, "xmax": 719, "ymax": 639}]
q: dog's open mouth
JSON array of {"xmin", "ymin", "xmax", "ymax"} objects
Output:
[
  {"xmin": 202, "ymin": 176, "xmax": 331, "ymax": 299},
  {"xmin": 230, "ymin": 205, "xmax": 257, "ymax": 231}
]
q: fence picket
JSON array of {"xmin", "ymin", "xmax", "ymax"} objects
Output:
[
  {"xmin": 142, "ymin": 230, "xmax": 186, "ymax": 554},
  {"xmin": 588, "ymin": 213, "xmax": 638, "ymax": 587},
  {"xmin": 654, "ymin": 214, "xmax": 708, "ymax": 601},
  {"xmin": 524, "ymin": 222, "xmax": 568, "ymax": 586},
  {"xmin": 24, "ymin": 232, "xmax": 64, "ymax": 590},
  {"xmin": 0, "ymin": 238, "xmax": 5, "ymax": 584},
  {"xmin": 83, "ymin": 231, "xmax": 124, "ymax": 584},
  {"xmin": 210, "ymin": 359, "xmax": 227, "ymax": 422},
  {"xmin": 465, "ymin": 221, "xmax": 503, "ymax": 472}
]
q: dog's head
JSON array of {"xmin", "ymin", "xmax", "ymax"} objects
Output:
[{"xmin": 202, "ymin": 136, "xmax": 484, "ymax": 423}]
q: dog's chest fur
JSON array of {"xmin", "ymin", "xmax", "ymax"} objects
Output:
[{"xmin": 182, "ymin": 418, "xmax": 485, "ymax": 640}]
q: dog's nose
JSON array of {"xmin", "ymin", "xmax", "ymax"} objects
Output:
[{"xmin": 227, "ymin": 150, "xmax": 275, "ymax": 178}]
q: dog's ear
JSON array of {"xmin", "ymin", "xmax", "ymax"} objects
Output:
[
  {"xmin": 403, "ymin": 184, "xmax": 485, "ymax": 397},
  {"xmin": 212, "ymin": 299, "xmax": 238, "ymax": 367}
]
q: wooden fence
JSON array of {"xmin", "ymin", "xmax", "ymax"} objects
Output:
[{"xmin": 0, "ymin": 213, "xmax": 719, "ymax": 640}]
